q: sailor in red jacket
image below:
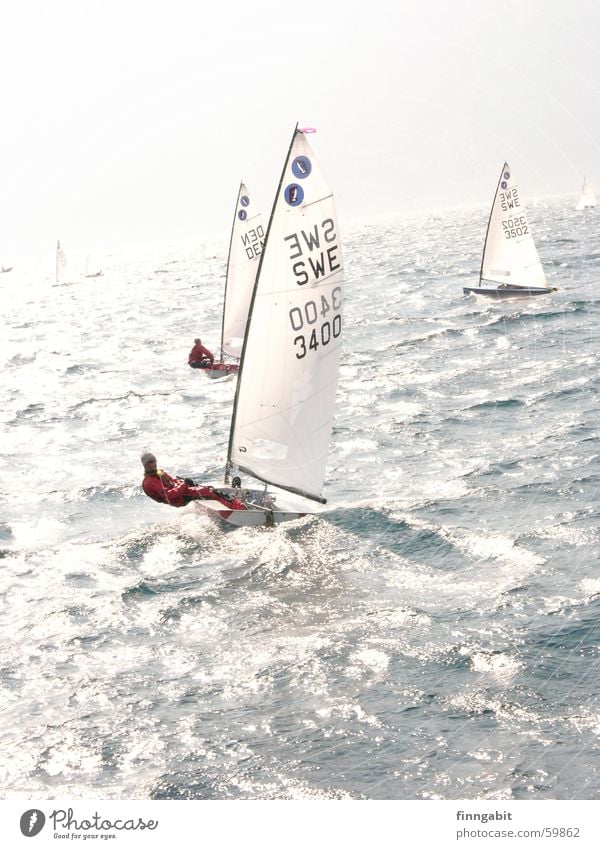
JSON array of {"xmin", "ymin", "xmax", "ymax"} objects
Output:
[
  {"xmin": 141, "ymin": 452, "xmax": 215, "ymax": 507},
  {"xmin": 188, "ymin": 338, "xmax": 214, "ymax": 368},
  {"xmin": 141, "ymin": 452, "xmax": 247, "ymax": 510}
]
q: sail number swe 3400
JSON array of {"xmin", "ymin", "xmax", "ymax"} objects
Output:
[{"xmin": 289, "ymin": 287, "xmax": 342, "ymax": 359}]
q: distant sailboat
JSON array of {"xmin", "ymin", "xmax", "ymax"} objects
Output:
[
  {"xmin": 55, "ymin": 239, "xmax": 68, "ymax": 284},
  {"xmin": 194, "ymin": 182, "xmax": 263, "ymax": 379},
  {"xmin": 463, "ymin": 162, "xmax": 556, "ymax": 298},
  {"xmin": 198, "ymin": 125, "xmax": 343, "ymax": 526},
  {"xmin": 575, "ymin": 176, "xmax": 596, "ymax": 211},
  {"xmin": 85, "ymin": 254, "xmax": 103, "ymax": 278}
]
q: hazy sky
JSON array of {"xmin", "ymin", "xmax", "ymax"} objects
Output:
[{"xmin": 1, "ymin": 0, "xmax": 599, "ymax": 256}]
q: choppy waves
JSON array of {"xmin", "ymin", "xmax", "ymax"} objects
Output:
[{"xmin": 1, "ymin": 201, "xmax": 599, "ymax": 799}]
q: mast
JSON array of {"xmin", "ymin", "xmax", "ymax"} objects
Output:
[
  {"xmin": 224, "ymin": 124, "xmax": 299, "ymax": 485},
  {"xmin": 479, "ymin": 162, "xmax": 507, "ymax": 287}
]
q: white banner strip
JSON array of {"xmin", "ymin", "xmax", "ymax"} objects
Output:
[{"xmin": 0, "ymin": 800, "xmax": 598, "ymax": 847}]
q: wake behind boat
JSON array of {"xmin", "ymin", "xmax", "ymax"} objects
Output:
[
  {"xmin": 464, "ymin": 162, "xmax": 556, "ymax": 298},
  {"xmin": 195, "ymin": 182, "xmax": 263, "ymax": 379},
  {"xmin": 198, "ymin": 125, "xmax": 343, "ymax": 527}
]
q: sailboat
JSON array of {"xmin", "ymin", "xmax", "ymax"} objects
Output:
[
  {"xmin": 575, "ymin": 176, "xmax": 596, "ymax": 211},
  {"xmin": 198, "ymin": 183, "xmax": 263, "ymax": 379},
  {"xmin": 55, "ymin": 239, "xmax": 68, "ymax": 284},
  {"xmin": 198, "ymin": 125, "xmax": 344, "ymax": 527},
  {"xmin": 463, "ymin": 162, "xmax": 556, "ymax": 298},
  {"xmin": 85, "ymin": 254, "xmax": 103, "ymax": 278}
]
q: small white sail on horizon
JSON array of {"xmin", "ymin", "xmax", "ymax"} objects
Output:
[
  {"xmin": 85, "ymin": 254, "xmax": 103, "ymax": 278},
  {"xmin": 199, "ymin": 125, "xmax": 344, "ymax": 526},
  {"xmin": 55, "ymin": 239, "xmax": 68, "ymax": 284},
  {"xmin": 575, "ymin": 176, "xmax": 596, "ymax": 211},
  {"xmin": 463, "ymin": 162, "xmax": 555, "ymax": 298}
]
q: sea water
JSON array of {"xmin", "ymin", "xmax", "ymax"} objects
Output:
[{"xmin": 1, "ymin": 198, "xmax": 599, "ymax": 799}]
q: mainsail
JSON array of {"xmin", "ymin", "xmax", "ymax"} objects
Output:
[
  {"xmin": 85, "ymin": 254, "xmax": 103, "ymax": 277},
  {"xmin": 479, "ymin": 162, "xmax": 546, "ymax": 288},
  {"xmin": 56, "ymin": 239, "xmax": 67, "ymax": 284},
  {"xmin": 220, "ymin": 183, "xmax": 263, "ymax": 360},
  {"xmin": 227, "ymin": 126, "xmax": 343, "ymax": 503},
  {"xmin": 575, "ymin": 176, "xmax": 596, "ymax": 211}
]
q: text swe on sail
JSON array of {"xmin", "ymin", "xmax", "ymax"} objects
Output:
[{"xmin": 284, "ymin": 219, "xmax": 341, "ymax": 286}]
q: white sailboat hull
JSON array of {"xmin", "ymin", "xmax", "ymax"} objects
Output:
[
  {"xmin": 194, "ymin": 485, "xmax": 311, "ymax": 527},
  {"xmin": 190, "ymin": 359, "xmax": 238, "ymax": 379},
  {"xmin": 463, "ymin": 284, "xmax": 556, "ymax": 298},
  {"xmin": 203, "ymin": 362, "xmax": 239, "ymax": 380},
  {"xmin": 198, "ymin": 501, "xmax": 307, "ymax": 527}
]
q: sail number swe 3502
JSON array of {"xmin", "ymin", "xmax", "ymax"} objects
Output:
[
  {"xmin": 289, "ymin": 287, "xmax": 342, "ymax": 359},
  {"xmin": 502, "ymin": 215, "xmax": 528, "ymax": 239}
]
